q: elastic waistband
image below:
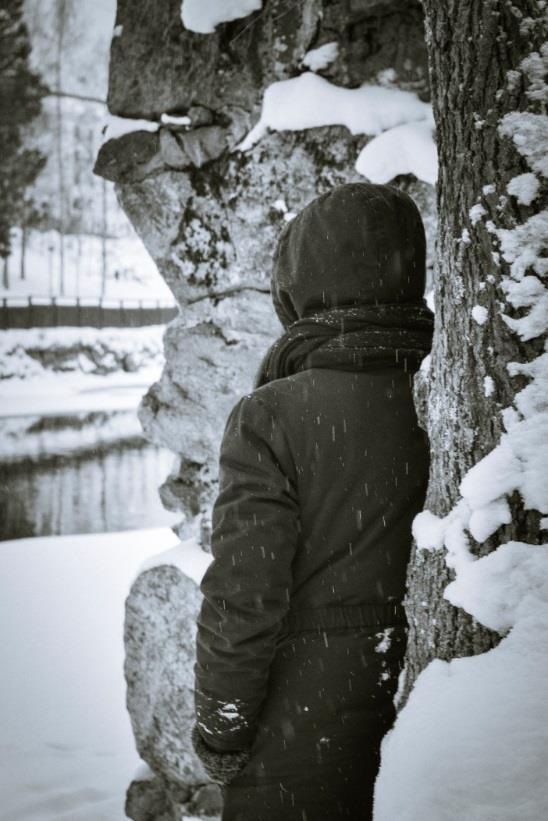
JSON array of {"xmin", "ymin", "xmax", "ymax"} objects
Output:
[{"xmin": 282, "ymin": 602, "xmax": 407, "ymax": 633}]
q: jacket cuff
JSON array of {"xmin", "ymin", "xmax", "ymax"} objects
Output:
[{"xmin": 191, "ymin": 724, "xmax": 251, "ymax": 787}]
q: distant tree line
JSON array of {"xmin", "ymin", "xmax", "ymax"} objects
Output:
[{"xmin": 0, "ymin": 0, "xmax": 47, "ymax": 273}]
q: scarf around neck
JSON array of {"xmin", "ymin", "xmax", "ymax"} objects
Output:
[{"xmin": 255, "ymin": 301, "xmax": 434, "ymax": 389}]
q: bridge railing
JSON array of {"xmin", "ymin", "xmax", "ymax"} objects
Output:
[{"xmin": 0, "ymin": 296, "xmax": 179, "ymax": 329}]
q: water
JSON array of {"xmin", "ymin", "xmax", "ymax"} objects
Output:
[{"xmin": 0, "ymin": 441, "xmax": 180, "ymax": 541}]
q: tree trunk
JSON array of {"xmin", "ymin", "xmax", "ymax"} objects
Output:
[
  {"xmin": 100, "ymin": 177, "xmax": 107, "ymax": 301},
  {"xmin": 55, "ymin": 0, "xmax": 66, "ymax": 296},
  {"xmin": 20, "ymin": 221, "xmax": 26, "ymax": 281},
  {"xmin": 403, "ymin": 0, "xmax": 546, "ymax": 698}
]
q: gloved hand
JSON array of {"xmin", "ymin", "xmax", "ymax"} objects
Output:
[{"xmin": 191, "ymin": 724, "xmax": 251, "ymax": 787}]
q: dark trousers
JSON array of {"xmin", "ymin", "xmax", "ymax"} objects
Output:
[{"xmin": 222, "ymin": 606, "xmax": 406, "ymax": 820}]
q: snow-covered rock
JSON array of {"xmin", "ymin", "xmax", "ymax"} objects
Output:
[
  {"xmin": 355, "ymin": 119, "xmax": 437, "ymax": 185},
  {"xmin": 237, "ymin": 73, "xmax": 432, "ymax": 151}
]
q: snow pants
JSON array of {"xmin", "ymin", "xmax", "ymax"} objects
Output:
[{"xmin": 222, "ymin": 604, "xmax": 407, "ymax": 821}]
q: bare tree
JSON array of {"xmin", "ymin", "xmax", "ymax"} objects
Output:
[
  {"xmin": 0, "ymin": 0, "xmax": 46, "ymax": 266},
  {"xmin": 55, "ymin": 0, "xmax": 66, "ymax": 295}
]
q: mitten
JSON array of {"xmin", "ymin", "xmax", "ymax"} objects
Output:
[{"xmin": 191, "ymin": 724, "xmax": 251, "ymax": 787}]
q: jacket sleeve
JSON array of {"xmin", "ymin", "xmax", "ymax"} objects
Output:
[{"xmin": 194, "ymin": 391, "xmax": 300, "ymax": 752}]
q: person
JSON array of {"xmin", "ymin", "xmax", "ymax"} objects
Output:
[{"xmin": 191, "ymin": 182, "xmax": 434, "ymax": 820}]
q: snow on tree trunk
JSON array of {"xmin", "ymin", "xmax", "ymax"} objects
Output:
[{"xmin": 402, "ymin": 0, "xmax": 547, "ymax": 699}]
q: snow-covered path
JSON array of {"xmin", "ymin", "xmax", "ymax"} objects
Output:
[{"xmin": 0, "ymin": 528, "xmax": 179, "ymax": 821}]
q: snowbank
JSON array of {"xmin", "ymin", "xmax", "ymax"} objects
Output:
[
  {"xmin": 0, "ymin": 528, "xmax": 181, "ymax": 821},
  {"xmin": 374, "ymin": 593, "xmax": 548, "ymax": 821},
  {"xmin": 0, "ymin": 325, "xmax": 166, "ymax": 381},
  {"xmin": 3, "ymin": 227, "xmax": 173, "ymax": 302}
]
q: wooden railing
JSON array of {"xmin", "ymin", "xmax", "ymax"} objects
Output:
[{"xmin": 0, "ymin": 296, "xmax": 179, "ymax": 329}]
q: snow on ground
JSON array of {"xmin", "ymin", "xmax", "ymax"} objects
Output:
[
  {"xmin": 374, "ymin": 576, "xmax": 548, "ymax": 821},
  {"xmin": 2, "ymin": 228, "xmax": 174, "ymax": 303},
  {"xmin": 0, "ymin": 325, "xmax": 166, "ymax": 381},
  {"xmin": 181, "ymin": 0, "xmax": 262, "ymax": 33},
  {"xmin": 0, "ymin": 325, "xmax": 166, "ymax": 457},
  {"xmin": 0, "ymin": 367, "xmax": 161, "ymax": 419},
  {"xmin": 0, "ymin": 527, "xmax": 194, "ymax": 821}
]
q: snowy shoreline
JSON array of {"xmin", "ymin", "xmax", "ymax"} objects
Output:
[
  {"xmin": 0, "ymin": 528, "xmax": 186, "ymax": 821},
  {"xmin": 0, "ymin": 367, "xmax": 160, "ymax": 419}
]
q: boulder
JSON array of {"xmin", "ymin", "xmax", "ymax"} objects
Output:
[
  {"xmin": 124, "ymin": 565, "xmax": 206, "ymax": 785},
  {"xmin": 94, "ymin": 131, "xmax": 162, "ymax": 183}
]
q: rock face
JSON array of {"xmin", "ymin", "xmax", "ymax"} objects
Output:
[
  {"xmin": 100, "ymin": 2, "xmax": 433, "ymax": 817},
  {"xmin": 107, "ymin": 0, "xmax": 427, "ymax": 120},
  {"xmin": 95, "ymin": 0, "xmax": 433, "ymax": 529}
]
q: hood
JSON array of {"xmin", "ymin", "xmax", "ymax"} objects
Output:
[{"xmin": 271, "ymin": 182, "xmax": 427, "ymax": 328}]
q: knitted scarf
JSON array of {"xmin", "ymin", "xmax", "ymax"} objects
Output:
[{"xmin": 255, "ymin": 302, "xmax": 434, "ymax": 389}]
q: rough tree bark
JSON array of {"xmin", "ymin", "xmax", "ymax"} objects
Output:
[{"xmin": 403, "ymin": 0, "xmax": 547, "ymax": 698}]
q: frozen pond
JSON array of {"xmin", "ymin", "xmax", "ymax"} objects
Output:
[{"xmin": 0, "ymin": 439, "xmax": 180, "ymax": 541}]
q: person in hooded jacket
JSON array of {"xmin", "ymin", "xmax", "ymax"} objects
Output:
[{"xmin": 191, "ymin": 182, "xmax": 434, "ymax": 820}]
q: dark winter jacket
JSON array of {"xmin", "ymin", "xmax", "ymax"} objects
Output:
[{"xmin": 194, "ymin": 183, "xmax": 432, "ymax": 818}]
